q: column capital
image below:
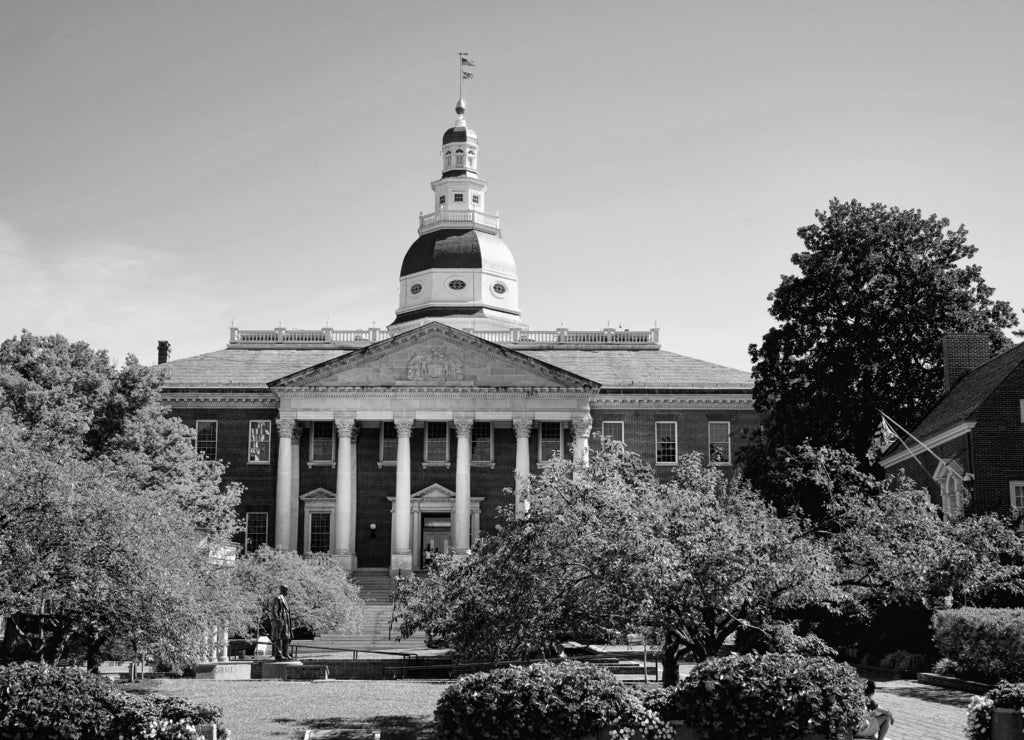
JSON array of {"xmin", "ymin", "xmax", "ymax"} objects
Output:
[
  {"xmin": 513, "ymin": 418, "xmax": 534, "ymax": 439},
  {"xmin": 453, "ymin": 417, "xmax": 475, "ymax": 438},
  {"xmin": 334, "ymin": 417, "xmax": 356, "ymax": 438},
  {"xmin": 276, "ymin": 417, "xmax": 296, "ymax": 439},
  {"xmin": 350, "ymin": 425, "xmax": 360, "ymax": 445},
  {"xmin": 572, "ymin": 415, "xmax": 593, "ymax": 439},
  {"xmin": 394, "ymin": 418, "xmax": 415, "ymax": 438}
]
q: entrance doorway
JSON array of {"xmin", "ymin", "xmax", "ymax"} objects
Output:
[{"xmin": 421, "ymin": 514, "xmax": 452, "ymax": 566}]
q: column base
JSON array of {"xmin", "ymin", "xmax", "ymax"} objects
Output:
[
  {"xmin": 390, "ymin": 551, "xmax": 413, "ymax": 576},
  {"xmin": 333, "ymin": 551, "xmax": 358, "ymax": 571}
]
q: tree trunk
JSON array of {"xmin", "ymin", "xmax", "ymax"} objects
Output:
[{"xmin": 661, "ymin": 630, "xmax": 683, "ymax": 687}]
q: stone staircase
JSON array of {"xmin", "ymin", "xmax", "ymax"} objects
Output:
[{"xmin": 297, "ymin": 569, "xmax": 429, "ymax": 655}]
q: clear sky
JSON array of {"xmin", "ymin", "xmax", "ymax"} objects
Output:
[{"xmin": 2, "ymin": 0, "xmax": 1022, "ymax": 371}]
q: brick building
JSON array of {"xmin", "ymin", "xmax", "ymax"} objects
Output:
[
  {"xmin": 881, "ymin": 334, "xmax": 1024, "ymax": 518},
  {"xmin": 158, "ymin": 98, "xmax": 760, "ymax": 573}
]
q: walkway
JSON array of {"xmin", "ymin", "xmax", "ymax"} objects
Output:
[{"xmin": 873, "ymin": 678, "xmax": 972, "ymax": 740}]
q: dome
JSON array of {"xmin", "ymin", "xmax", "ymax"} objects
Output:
[{"xmin": 400, "ymin": 229, "xmax": 516, "ymax": 277}]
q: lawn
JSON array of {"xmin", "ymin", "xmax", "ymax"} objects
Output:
[{"xmin": 129, "ymin": 679, "xmax": 447, "ymax": 740}]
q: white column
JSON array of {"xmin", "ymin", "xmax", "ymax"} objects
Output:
[
  {"xmin": 513, "ymin": 418, "xmax": 533, "ymax": 518},
  {"xmin": 573, "ymin": 415, "xmax": 593, "ymax": 467},
  {"xmin": 274, "ymin": 417, "xmax": 295, "ymax": 549},
  {"xmin": 334, "ymin": 417, "xmax": 355, "ymax": 569},
  {"xmin": 392, "ymin": 418, "xmax": 414, "ymax": 574},
  {"xmin": 217, "ymin": 624, "xmax": 229, "ymax": 662},
  {"xmin": 290, "ymin": 431, "xmax": 301, "ymax": 551},
  {"xmin": 453, "ymin": 418, "xmax": 473, "ymax": 554},
  {"xmin": 350, "ymin": 427, "xmax": 359, "ymax": 569}
]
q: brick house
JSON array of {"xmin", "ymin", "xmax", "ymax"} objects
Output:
[
  {"xmin": 157, "ymin": 98, "xmax": 760, "ymax": 573},
  {"xmin": 881, "ymin": 333, "xmax": 1024, "ymax": 517}
]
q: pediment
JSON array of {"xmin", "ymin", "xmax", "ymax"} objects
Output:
[
  {"xmin": 299, "ymin": 487, "xmax": 335, "ymax": 502},
  {"xmin": 269, "ymin": 322, "xmax": 597, "ymax": 390},
  {"xmin": 413, "ymin": 483, "xmax": 455, "ymax": 500}
]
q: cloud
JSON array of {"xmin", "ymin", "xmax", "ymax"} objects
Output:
[{"xmin": 0, "ymin": 218, "xmax": 225, "ymax": 364}]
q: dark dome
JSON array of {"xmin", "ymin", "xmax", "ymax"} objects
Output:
[
  {"xmin": 400, "ymin": 229, "xmax": 515, "ymax": 277},
  {"xmin": 443, "ymin": 128, "xmax": 470, "ymax": 144}
]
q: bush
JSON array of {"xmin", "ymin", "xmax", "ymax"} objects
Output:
[
  {"xmin": 433, "ymin": 660, "xmax": 671, "ymax": 740},
  {"xmin": 671, "ymin": 653, "xmax": 864, "ymax": 740},
  {"xmin": 737, "ymin": 622, "xmax": 838, "ymax": 659},
  {"xmin": 879, "ymin": 650, "xmax": 931, "ymax": 672},
  {"xmin": 932, "ymin": 657, "xmax": 960, "ymax": 676},
  {"xmin": 965, "ymin": 681, "xmax": 1024, "ymax": 740},
  {"xmin": 0, "ymin": 662, "xmax": 225, "ymax": 740},
  {"xmin": 933, "ymin": 608, "xmax": 1024, "ymax": 683}
]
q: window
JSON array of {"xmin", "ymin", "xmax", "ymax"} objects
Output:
[
  {"xmin": 453, "ymin": 193, "xmax": 464, "ymax": 203},
  {"xmin": 1012, "ymin": 482, "xmax": 1024, "ymax": 512},
  {"xmin": 425, "ymin": 422, "xmax": 449, "ymax": 462},
  {"xmin": 935, "ymin": 460, "xmax": 965, "ymax": 519},
  {"xmin": 448, "ymin": 279, "xmax": 466, "ymax": 291},
  {"xmin": 445, "ymin": 152, "xmax": 451, "ymax": 168},
  {"xmin": 601, "ymin": 421, "xmax": 624, "ymax": 445},
  {"xmin": 380, "ymin": 422, "xmax": 397, "ymax": 462},
  {"xmin": 310, "ymin": 421, "xmax": 334, "ymax": 463},
  {"xmin": 195, "ymin": 420, "xmax": 217, "ymax": 459},
  {"xmin": 492, "ymin": 282, "xmax": 507, "ymax": 296},
  {"xmin": 245, "ymin": 512, "xmax": 268, "ymax": 553},
  {"xmin": 539, "ymin": 422, "xmax": 563, "ymax": 461},
  {"xmin": 456, "ymin": 148, "xmax": 464, "ymax": 166},
  {"xmin": 248, "ymin": 420, "xmax": 271, "ymax": 463},
  {"xmin": 471, "ymin": 422, "xmax": 492, "ymax": 462},
  {"xmin": 471, "ymin": 194, "xmax": 480, "ymax": 205},
  {"xmin": 708, "ymin": 421, "xmax": 731, "ymax": 464},
  {"xmin": 655, "ymin": 422, "xmax": 677, "ymax": 465},
  {"xmin": 309, "ymin": 512, "xmax": 331, "ymax": 553},
  {"xmin": 439, "ymin": 195, "xmax": 446, "ymax": 205},
  {"xmin": 468, "ymin": 149, "xmax": 476, "ymax": 168},
  {"xmin": 410, "ymin": 283, "xmax": 422, "ymax": 295}
]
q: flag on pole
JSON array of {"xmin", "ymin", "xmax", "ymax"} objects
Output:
[
  {"xmin": 462, "ymin": 71, "xmax": 474, "ymax": 79},
  {"xmin": 461, "ymin": 57, "xmax": 476, "ymax": 66},
  {"xmin": 866, "ymin": 416, "xmax": 900, "ymax": 463}
]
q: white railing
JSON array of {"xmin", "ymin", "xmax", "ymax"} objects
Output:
[
  {"xmin": 418, "ymin": 209, "xmax": 500, "ymax": 233},
  {"xmin": 229, "ymin": 326, "xmax": 659, "ymax": 349}
]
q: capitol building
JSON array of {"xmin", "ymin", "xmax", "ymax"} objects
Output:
[{"xmin": 158, "ymin": 97, "xmax": 759, "ymax": 574}]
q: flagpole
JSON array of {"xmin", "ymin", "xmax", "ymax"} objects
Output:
[{"xmin": 878, "ymin": 410, "xmax": 964, "ymax": 483}]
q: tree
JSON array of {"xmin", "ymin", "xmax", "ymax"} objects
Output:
[
  {"xmin": 748, "ymin": 199, "xmax": 1018, "ymax": 463},
  {"xmin": 395, "ymin": 447, "xmax": 838, "ymax": 685}
]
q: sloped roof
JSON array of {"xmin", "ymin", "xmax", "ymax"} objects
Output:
[
  {"xmin": 156, "ymin": 344, "xmax": 751, "ymax": 393},
  {"xmin": 910, "ymin": 341, "xmax": 1024, "ymax": 441}
]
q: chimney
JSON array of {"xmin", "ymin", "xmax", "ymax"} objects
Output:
[
  {"xmin": 157, "ymin": 340, "xmax": 171, "ymax": 365},
  {"xmin": 942, "ymin": 333, "xmax": 989, "ymax": 392}
]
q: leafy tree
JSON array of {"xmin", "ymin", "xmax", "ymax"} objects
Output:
[
  {"xmin": 748, "ymin": 199, "xmax": 1018, "ymax": 463},
  {"xmin": 230, "ymin": 546, "xmax": 364, "ymax": 638},
  {"xmin": 395, "ymin": 447, "xmax": 838, "ymax": 685}
]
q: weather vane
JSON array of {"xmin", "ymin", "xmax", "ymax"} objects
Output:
[{"xmin": 458, "ymin": 52, "xmax": 475, "ymax": 99}]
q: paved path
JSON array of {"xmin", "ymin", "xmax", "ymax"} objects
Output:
[{"xmin": 873, "ymin": 679, "xmax": 972, "ymax": 740}]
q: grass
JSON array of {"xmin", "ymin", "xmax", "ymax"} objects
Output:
[{"xmin": 128, "ymin": 678, "xmax": 446, "ymax": 740}]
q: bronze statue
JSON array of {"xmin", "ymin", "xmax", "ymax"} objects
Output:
[{"xmin": 270, "ymin": 585, "xmax": 293, "ymax": 661}]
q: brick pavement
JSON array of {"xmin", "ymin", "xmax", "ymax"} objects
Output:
[{"xmin": 873, "ymin": 679, "xmax": 972, "ymax": 740}]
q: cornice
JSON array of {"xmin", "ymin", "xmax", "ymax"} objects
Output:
[
  {"xmin": 591, "ymin": 394, "xmax": 755, "ymax": 410},
  {"xmin": 160, "ymin": 390, "xmax": 278, "ymax": 408},
  {"xmin": 274, "ymin": 387, "xmax": 595, "ymax": 400},
  {"xmin": 881, "ymin": 421, "xmax": 976, "ymax": 467}
]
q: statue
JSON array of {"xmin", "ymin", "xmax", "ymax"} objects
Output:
[{"xmin": 270, "ymin": 585, "xmax": 294, "ymax": 661}]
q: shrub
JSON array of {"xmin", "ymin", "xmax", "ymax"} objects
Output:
[
  {"xmin": 965, "ymin": 681, "xmax": 1024, "ymax": 740},
  {"xmin": 0, "ymin": 662, "xmax": 225, "ymax": 740},
  {"xmin": 738, "ymin": 622, "xmax": 838, "ymax": 659},
  {"xmin": 879, "ymin": 650, "xmax": 931, "ymax": 672},
  {"xmin": 434, "ymin": 660, "xmax": 671, "ymax": 740},
  {"xmin": 932, "ymin": 657, "xmax": 960, "ymax": 676},
  {"xmin": 933, "ymin": 608, "xmax": 1024, "ymax": 683},
  {"xmin": 671, "ymin": 653, "xmax": 864, "ymax": 740}
]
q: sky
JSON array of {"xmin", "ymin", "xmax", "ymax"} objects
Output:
[{"xmin": 1, "ymin": 1, "xmax": 1022, "ymax": 372}]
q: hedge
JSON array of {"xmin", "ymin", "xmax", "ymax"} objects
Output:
[{"xmin": 933, "ymin": 608, "xmax": 1024, "ymax": 683}]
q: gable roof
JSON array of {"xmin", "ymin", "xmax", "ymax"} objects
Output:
[
  {"xmin": 907, "ymin": 341, "xmax": 1024, "ymax": 441},
  {"xmin": 157, "ymin": 348, "xmax": 349, "ymax": 389}
]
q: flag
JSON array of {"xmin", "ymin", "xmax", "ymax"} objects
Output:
[
  {"xmin": 461, "ymin": 57, "xmax": 476, "ymax": 66},
  {"xmin": 866, "ymin": 416, "xmax": 899, "ymax": 463},
  {"xmin": 462, "ymin": 71, "xmax": 474, "ymax": 79}
]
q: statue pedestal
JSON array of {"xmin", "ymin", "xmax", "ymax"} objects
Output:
[
  {"xmin": 261, "ymin": 660, "xmax": 302, "ymax": 680},
  {"xmin": 193, "ymin": 661, "xmax": 252, "ymax": 681}
]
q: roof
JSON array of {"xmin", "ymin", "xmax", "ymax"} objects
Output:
[
  {"xmin": 400, "ymin": 229, "xmax": 515, "ymax": 277},
  {"xmin": 156, "ymin": 345, "xmax": 751, "ymax": 392},
  {"xmin": 909, "ymin": 341, "xmax": 1024, "ymax": 441}
]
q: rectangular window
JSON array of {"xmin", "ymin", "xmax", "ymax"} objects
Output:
[
  {"xmin": 380, "ymin": 422, "xmax": 398, "ymax": 462},
  {"xmin": 655, "ymin": 422, "xmax": 677, "ymax": 465},
  {"xmin": 439, "ymin": 195, "xmax": 446, "ymax": 205},
  {"xmin": 601, "ymin": 421, "xmax": 625, "ymax": 445},
  {"xmin": 245, "ymin": 512, "xmax": 268, "ymax": 553},
  {"xmin": 309, "ymin": 512, "xmax": 331, "ymax": 553},
  {"xmin": 425, "ymin": 422, "xmax": 449, "ymax": 462},
  {"xmin": 1012, "ymin": 482, "xmax": 1024, "ymax": 512},
  {"xmin": 195, "ymin": 420, "xmax": 217, "ymax": 459},
  {"xmin": 453, "ymin": 193, "xmax": 464, "ymax": 203},
  {"xmin": 311, "ymin": 421, "xmax": 334, "ymax": 463},
  {"xmin": 471, "ymin": 421, "xmax": 492, "ymax": 462},
  {"xmin": 248, "ymin": 420, "xmax": 271, "ymax": 463},
  {"xmin": 471, "ymin": 194, "xmax": 480, "ymax": 205},
  {"xmin": 539, "ymin": 422, "xmax": 563, "ymax": 462},
  {"xmin": 708, "ymin": 421, "xmax": 731, "ymax": 464}
]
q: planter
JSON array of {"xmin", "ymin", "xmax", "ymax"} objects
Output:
[{"xmin": 992, "ymin": 708, "xmax": 1024, "ymax": 740}]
